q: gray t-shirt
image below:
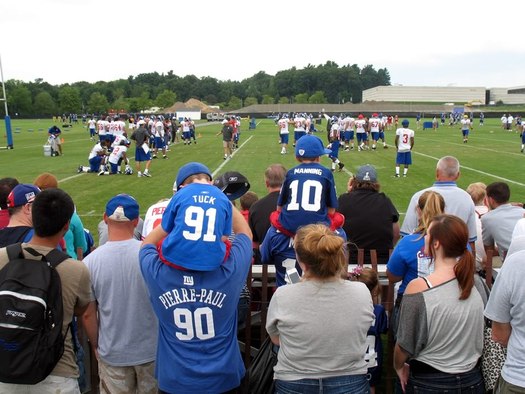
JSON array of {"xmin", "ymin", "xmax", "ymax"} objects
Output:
[
  {"xmin": 397, "ymin": 279, "xmax": 483, "ymax": 373},
  {"xmin": 401, "ymin": 182, "xmax": 477, "ymax": 242},
  {"xmin": 266, "ymin": 279, "xmax": 374, "ymax": 381},
  {"xmin": 481, "ymin": 204, "xmax": 524, "ymax": 258},
  {"xmin": 484, "ymin": 248, "xmax": 525, "ymax": 388},
  {"xmin": 83, "ymin": 238, "xmax": 158, "ymax": 366}
]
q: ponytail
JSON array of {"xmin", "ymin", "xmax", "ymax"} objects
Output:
[{"xmin": 454, "ymin": 249, "xmax": 475, "ymax": 300}]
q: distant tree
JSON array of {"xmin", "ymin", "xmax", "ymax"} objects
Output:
[
  {"xmin": 278, "ymin": 97, "xmax": 289, "ymax": 104},
  {"xmin": 58, "ymin": 86, "xmax": 82, "ymax": 113},
  {"xmin": 262, "ymin": 95, "xmax": 274, "ymax": 104},
  {"xmin": 228, "ymin": 96, "xmax": 242, "ymax": 109},
  {"xmin": 34, "ymin": 91, "xmax": 57, "ymax": 115},
  {"xmin": 309, "ymin": 91, "xmax": 327, "ymax": 104},
  {"xmin": 112, "ymin": 97, "xmax": 129, "ymax": 113},
  {"xmin": 87, "ymin": 92, "xmax": 109, "ymax": 114},
  {"xmin": 7, "ymin": 83, "xmax": 32, "ymax": 116},
  {"xmin": 244, "ymin": 96, "xmax": 258, "ymax": 106},
  {"xmin": 294, "ymin": 93, "xmax": 309, "ymax": 104},
  {"xmin": 156, "ymin": 89, "xmax": 177, "ymax": 109}
]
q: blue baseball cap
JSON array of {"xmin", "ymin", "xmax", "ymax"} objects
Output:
[
  {"xmin": 105, "ymin": 194, "xmax": 139, "ymax": 221},
  {"xmin": 7, "ymin": 184, "xmax": 40, "ymax": 208},
  {"xmin": 175, "ymin": 162, "xmax": 212, "ymax": 191},
  {"xmin": 295, "ymin": 135, "xmax": 331, "ymax": 158}
]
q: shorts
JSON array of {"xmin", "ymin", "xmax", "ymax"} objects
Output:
[
  {"xmin": 396, "ymin": 151, "xmax": 412, "ymax": 165},
  {"xmin": 135, "ymin": 147, "xmax": 151, "ymax": 162},
  {"xmin": 0, "ymin": 375, "xmax": 81, "ymax": 393},
  {"xmin": 98, "ymin": 359, "xmax": 157, "ymax": 394},
  {"xmin": 154, "ymin": 136, "xmax": 165, "ymax": 149},
  {"xmin": 280, "ymin": 134, "xmax": 289, "ymax": 144}
]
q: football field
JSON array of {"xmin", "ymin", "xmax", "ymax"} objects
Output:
[{"xmin": 1, "ymin": 117, "xmax": 524, "ymax": 243}]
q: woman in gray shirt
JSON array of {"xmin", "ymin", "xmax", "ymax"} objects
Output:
[
  {"xmin": 394, "ymin": 214, "xmax": 484, "ymax": 393},
  {"xmin": 266, "ymin": 223, "xmax": 374, "ymax": 394}
]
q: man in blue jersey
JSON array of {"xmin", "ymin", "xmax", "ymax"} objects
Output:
[{"xmin": 140, "ymin": 198, "xmax": 252, "ymax": 393}]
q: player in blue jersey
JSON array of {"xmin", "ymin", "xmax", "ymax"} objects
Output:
[
  {"xmin": 271, "ymin": 134, "xmax": 343, "ymax": 237},
  {"xmin": 139, "ymin": 199, "xmax": 252, "ymax": 393},
  {"xmin": 155, "ymin": 162, "xmax": 233, "ymax": 271}
]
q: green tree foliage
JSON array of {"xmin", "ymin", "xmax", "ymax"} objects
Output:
[
  {"xmin": 244, "ymin": 96, "xmax": 258, "ymax": 106},
  {"xmin": 58, "ymin": 86, "xmax": 82, "ymax": 113},
  {"xmin": 3, "ymin": 61, "xmax": 390, "ymax": 116},
  {"xmin": 7, "ymin": 81, "xmax": 32, "ymax": 116},
  {"xmin": 34, "ymin": 91, "xmax": 57, "ymax": 115},
  {"xmin": 294, "ymin": 93, "xmax": 309, "ymax": 104},
  {"xmin": 309, "ymin": 91, "xmax": 327, "ymax": 104},
  {"xmin": 262, "ymin": 95, "xmax": 274, "ymax": 104},
  {"xmin": 228, "ymin": 96, "xmax": 242, "ymax": 110},
  {"xmin": 156, "ymin": 89, "xmax": 177, "ymax": 109},
  {"xmin": 87, "ymin": 92, "xmax": 109, "ymax": 114}
]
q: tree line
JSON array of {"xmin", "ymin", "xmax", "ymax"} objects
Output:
[{"xmin": 1, "ymin": 61, "xmax": 390, "ymax": 117}]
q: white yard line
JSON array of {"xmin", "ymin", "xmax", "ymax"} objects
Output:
[
  {"xmin": 414, "ymin": 151, "xmax": 525, "ymax": 187},
  {"xmin": 211, "ymin": 135, "xmax": 254, "ymax": 177}
]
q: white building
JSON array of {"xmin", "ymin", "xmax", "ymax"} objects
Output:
[
  {"xmin": 363, "ymin": 84, "xmax": 525, "ymax": 105},
  {"xmin": 363, "ymin": 86, "xmax": 486, "ymax": 104}
]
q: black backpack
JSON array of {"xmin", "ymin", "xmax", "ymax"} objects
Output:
[{"xmin": 0, "ymin": 243, "xmax": 69, "ymax": 384}]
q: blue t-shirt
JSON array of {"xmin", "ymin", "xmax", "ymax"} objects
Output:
[
  {"xmin": 161, "ymin": 183, "xmax": 232, "ymax": 271},
  {"xmin": 386, "ymin": 233, "xmax": 427, "ymax": 295},
  {"xmin": 277, "ymin": 162, "xmax": 338, "ymax": 233},
  {"xmin": 139, "ymin": 234, "xmax": 252, "ymax": 393}
]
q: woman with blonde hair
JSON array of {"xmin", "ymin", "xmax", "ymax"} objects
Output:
[
  {"xmin": 387, "ymin": 190, "xmax": 445, "ymax": 336},
  {"xmin": 266, "ymin": 224, "xmax": 374, "ymax": 393},
  {"xmin": 394, "ymin": 214, "xmax": 484, "ymax": 392}
]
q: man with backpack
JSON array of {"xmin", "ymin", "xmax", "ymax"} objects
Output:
[
  {"xmin": 0, "ymin": 188, "xmax": 94, "ymax": 393},
  {"xmin": 0, "ymin": 184, "xmax": 40, "ymax": 247}
]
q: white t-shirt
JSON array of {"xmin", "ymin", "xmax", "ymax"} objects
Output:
[
  {"xmin": 142, "ymin": 199, "xmax": 171, "ymax": 238},
  {"xmin": 108, "ymin": 145, "xmax": 127, "ymax": 164},
  {"xmin": 278, "ymin": 119, "xmax": 289, "ymax": 134},
  {"xmin": 396, "ymin": 127, "xmax": 414, "ymax": 152}
]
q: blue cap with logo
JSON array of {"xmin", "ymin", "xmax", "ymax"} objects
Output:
[
  {"xmin": 295, "ymin": 135, "xmax": 331, "ymax": 158},
  {"xmin": 7, "ymin": 184, "xmax": 40, "ymax": 208}
]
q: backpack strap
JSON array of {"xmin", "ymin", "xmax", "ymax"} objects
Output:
[
  {"xmin": 42, "ymin": 249, "xmax": 70, "ymax": 269},
  {"xmin": 6, "ymin": 242, "xmax": 24, "ymax": 261},
  {"xmin": 5, "ymin": 243, "xmax": 69, "ymax": 269}
]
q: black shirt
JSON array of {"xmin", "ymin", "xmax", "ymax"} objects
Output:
[{"xmin": 337, "ymin": 189, "xmax": 399, "ymax": 264}]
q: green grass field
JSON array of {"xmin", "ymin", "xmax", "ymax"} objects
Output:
[{"xmin": 1, "ymin": 117, "xmax": 524, "ymax": 244}]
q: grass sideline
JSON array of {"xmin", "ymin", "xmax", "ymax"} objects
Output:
[{"xmin": 1, "ymin": 117, "xmax": 524, "ymax": 244}]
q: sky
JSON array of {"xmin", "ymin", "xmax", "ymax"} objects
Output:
[{"xmin": 1, "ymin": 0, "xmax": 524, "ymax": 88}]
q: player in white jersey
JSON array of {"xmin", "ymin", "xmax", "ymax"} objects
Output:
[
  {"xmin": 395, "ymin": 119, "xmax": 415, "ymax": 177},
  {"xmin": 152, "ymin": 118, "xmax": 168, "ymax": 159},
  {"xmin": 368, "ymin": 113, "xmax": 382, "ymax": 150},
  {"xmin": 87, "ymin": 118, "xmax": 96, "ymax": 140},
  {"xmin": 460, "ymin": 114, "xmax": 472, "ymax": 143},
  {"xmin": 103, "ymin": 140, "xmax": 131, "ymax": 175},
  {"xmin": 355, "ymin": 114, "xmax": 369, "ymax": 151},
  {"xmin": 342, "ymin": 114, "xmax": 355, "ymax": 151},
  {"xmin": 292, "ymin": 113, "xmax": 307, "ymax": 146},
  {"xmin": 78, "ymin": 139, "xmax": 111, "ymax": 173},
  {"xmin": 142, "ymin": 198, "xmax": 171, "ymax": 238},
  {"xmin": 97, "ymin": 117, "xmax": 109, "ymax": 142},
  {"xmin": 278, "ymin": 116, "xmax": 290, "ymax": 154},
  {"xmin": 181, "ymin": 118, "xmax": 192, "ymax": 145}
]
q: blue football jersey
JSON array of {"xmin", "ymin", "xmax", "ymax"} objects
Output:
[
  {"xmin": 139, "ymin": 234, "xmax": 252, "ymax": 393},
  {"xmin": 277, "ymin": 163, "xmax": 338, "ymax": 233},
  {"xmin": 161, "ymin": 183, "xmax": 232, "ymax": 271}
]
